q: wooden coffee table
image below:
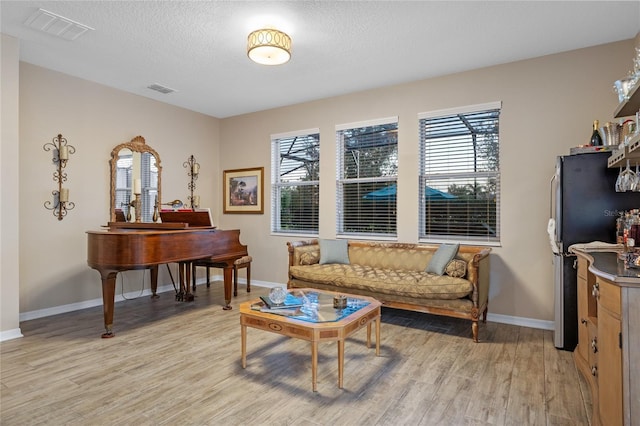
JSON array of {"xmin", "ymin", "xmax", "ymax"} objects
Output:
[{"xmin": 240, "ymin": 288, "xmax": 381, "ymax": 391}]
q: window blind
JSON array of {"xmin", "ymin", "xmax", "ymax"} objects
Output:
[
  {"xmin": 418, "ymin": 105, "xmax": 501, "ymax": 242},
  {"xmin": 271, "ymin": 130, "xmax": 320, "ymax": 234},
  {"xmin": 336, "ymin": 118, "xmax": 398, "ymax": 237}
]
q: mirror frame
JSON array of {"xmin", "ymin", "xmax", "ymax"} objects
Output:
[{"xmin": 109, "ymin": 135, "xmax": 162, "ymax": 222}]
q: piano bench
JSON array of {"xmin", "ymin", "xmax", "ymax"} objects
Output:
[
  {"xmin": 192, "ymin": 255, "xmax": 252, "ymax": 296},
  {"xmin": 232, "ymin": 256, "xmax": 252, "ymax": 295}
]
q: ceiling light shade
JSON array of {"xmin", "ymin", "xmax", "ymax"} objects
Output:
[{"xmin": 247, "ymin": 28, "xmax": 291, "ymax": 65}]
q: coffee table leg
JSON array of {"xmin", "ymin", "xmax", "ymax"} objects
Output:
[
  {"xmin": 312, "ymin": 341, "xmax": 318, "ymax": 392},
  {"xmin": 241, "ymin": 323, "xmax": 247, "ymax": 368},
  {"xmin": 366, "ymin": 323, "xmax": 371, "ymax": 348},
  {"xmin": 375, "ymin": 317, "xmax": 380, "ymax": 356},
  {"xmin": 338, "ymin": 339, "xmax": 345, "ymax": 389}
]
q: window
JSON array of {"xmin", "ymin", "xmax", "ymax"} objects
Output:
[
  {"xmin": 271, "ymin": 129, "xmax": 320, "ymax": 234},
  {"xmin": 418, "ymin": 102, "xmax": 501, "ymax": 243},
  {"xmin": 336, "ymin": 117, "xmax": 398, "ymax": 237}
]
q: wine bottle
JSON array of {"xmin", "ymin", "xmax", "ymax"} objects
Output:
[{"xmin": 590, "ymin": 120, "xmax": 603, "ymax": 146}]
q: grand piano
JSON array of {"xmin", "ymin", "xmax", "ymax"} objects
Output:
[{"xmin": 87, "ymin": 221, "xmax": 247, "ymax": 338}]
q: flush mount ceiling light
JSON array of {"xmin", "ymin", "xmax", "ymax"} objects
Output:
[{"xmin": 247, "ymin": 28, "xmax": 291, "ymax": 65}]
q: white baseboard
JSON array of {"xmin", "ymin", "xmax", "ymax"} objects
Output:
[
  {"xmin": 18, "ymin": 277, "xmax": 280, "ymax": 323},
  {"xmin": 0, "ymin": 328, "xmax": 24, "ymax": 342},
  {"xmin": 18, "ymin": 284, "xmax": 176, "ymax": 322},
  {"xmin": 11, "ymin": 277, "xmax": 553, "ymax": 339},
  {"xmin": 486, "ymin": 312, "xmax": 554, "ymax": 331}
]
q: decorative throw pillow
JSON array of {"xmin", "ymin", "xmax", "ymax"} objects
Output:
[
  {"xmin": 445, "ymin": 259, "xmax": 467, "ymax": 278},
  {"xmin": 319, "ymin": 239, "xmax": 350, "ymax": 264},
  {"xmin": 425, "ymin": 243, "xmax": 460, "ymax": 275},
  {"xmin": 299, "ymin": 251, "xmax": 320, "ymax": 265}
]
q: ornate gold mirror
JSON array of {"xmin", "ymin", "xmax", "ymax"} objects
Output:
[{"xmin": 109, "ymin": 136, "xmax": 162, "ymax": 222}]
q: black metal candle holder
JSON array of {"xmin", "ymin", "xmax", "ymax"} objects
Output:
[
  {"xmin": 43, "ymin": 134, "xmax": 75, "ymax": 220},
  {"xmin": 183, "ymin": 155, "xmax": 200, "ymax": 208}
]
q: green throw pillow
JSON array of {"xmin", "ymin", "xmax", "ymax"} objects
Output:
[
  {"xmin": 319, "ymin": 239, "xmax": 350, "ymax": 264},
  {"xmin": 426, "ymin": 243, "xmax": 460, "ymax": 275}
]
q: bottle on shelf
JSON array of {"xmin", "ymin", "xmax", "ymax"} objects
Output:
[
  {"xmin": 617, "ymin": 216, "xmax": 625, "ymax": 245},
  {"xmin": 630, "ymin": 209, "xmax": 640, "ymax": 251},
  {"xmin": 590, "ymin": 120, "xmax": 603, "ymax": 146},
  {"xmin": 618, "ymin": 209, "xmax": 640, "ymax": 254}
]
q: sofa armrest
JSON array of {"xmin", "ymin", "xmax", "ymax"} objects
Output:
[
  {"xmin": 287, "ymin": 239, "xmax": 319, "ymax": 267},
  {"xmin": 466, "ymin": 248, "xmax": 491, "ymax": 308}
]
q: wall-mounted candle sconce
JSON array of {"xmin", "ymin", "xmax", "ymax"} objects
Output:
[
  {"xmin": 183, "ymin": 155, "xmax": 200, "ymax": 208},
  {"xmin": 43, "ymin": 134, "xmax": 75, "ymax": 220}
]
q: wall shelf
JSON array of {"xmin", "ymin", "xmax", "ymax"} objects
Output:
[
  {"xmin": 613, "ymin": 79, "xmax": 640, "ymax": 118},
  {"xmin": 608, "ymin": 133, "xmax": 640, "ymax": 168},
  {"xmin": 609, "ymin": 67, "xmax": 640, "ymax": 167}
]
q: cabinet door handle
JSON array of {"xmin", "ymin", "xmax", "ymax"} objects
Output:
[
  {"xmin": 581, "ymin": 318, "xmax": 588, "ymax": 325},
  {"xmin": 619, "ymin": 332, "xmax": 623, "ymax": 349},
  {"xmin": 592, "ymin": 282, "xmax": 600, "ymax": 298},
  {"xmin": 591, "ymin": 337, "xmax": 598, "ymax": 353},
  {"xmin": 591, "ymin": 365, "xmax": 598, "ymax": 377}
]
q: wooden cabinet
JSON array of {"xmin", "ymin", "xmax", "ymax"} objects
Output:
[
  {"xmin": 595, "ymin": 278, "xmax": 623, "ymax": 426},
  {"xmin": 576, "ymin": 256, "xmax": 596, "ymax": 367},
  {"xmin": 573, "ymin": 251, "xmax": 640, "ymax": 426},
  {"xmin": 575, "ymin": 257, "xmax": 603, "ymax": 424}
]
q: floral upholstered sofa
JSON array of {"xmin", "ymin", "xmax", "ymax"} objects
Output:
[{"xmin": 287, "ymin": 239, "xmax": 491, "ymax": 342}]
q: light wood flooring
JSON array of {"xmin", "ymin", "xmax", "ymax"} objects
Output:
[{"xmin": 1, "ymin": 282, "xmax": 592, "ymax": 425}]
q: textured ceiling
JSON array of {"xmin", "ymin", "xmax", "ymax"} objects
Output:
[{"xmin": 2, "ymin": 1, "xmax": 639, "ymax": 118}]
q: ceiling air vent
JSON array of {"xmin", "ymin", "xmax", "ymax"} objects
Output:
[
  {"xmin": 24, "ymin": 8, "xmax": 94, "ymax": 41},
  {"xmin": 147, "ymin": 84, "xmax": 176, "ymax": 94}
]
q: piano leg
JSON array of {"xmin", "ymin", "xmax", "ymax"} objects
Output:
[
  {"xmin": 100, "ymin": 271, "xmax": 118, "ymax": 338},
  {"xmin": 150, "ymin": 265, "xmax": 159, "ymax": 299},
  {"xmin": 176, "ymin": 263, "xmax": 184, "ymax": 301},
  {"xmin": 184, "ymin": 262, "xmax": 194, "ymax": 302},
  {"xmin": 176, "ymin": 262, "xmax": 194, "ymax": 302},
  {"xmin": 223, "ymin": 266, "xmax": 233, "ymax": 310}
]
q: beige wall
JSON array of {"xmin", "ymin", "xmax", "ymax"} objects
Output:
[
  {"xmin": 15, "ymin": 63, "xmax": 220, "ymax": 320},
  {"xmin": 219, "ymin": 39, "xmax": 636, "ymax": 324},
  {"xmin": 1, "ymin": 34, "xmax": 22, "ymax": 339},
  {"xmin": 1, "ymin": 37, "xmax": 636, "ymax": 339}
]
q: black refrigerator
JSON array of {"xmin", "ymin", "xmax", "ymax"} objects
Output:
[{"xmin": 550, "ymin": 151, "xmax": 639, "ymax": 350}]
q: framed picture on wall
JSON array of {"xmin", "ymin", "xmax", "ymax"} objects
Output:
[{"xmin": 223, "ymin": 167, "xmax": 264, "ymax": 214}]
